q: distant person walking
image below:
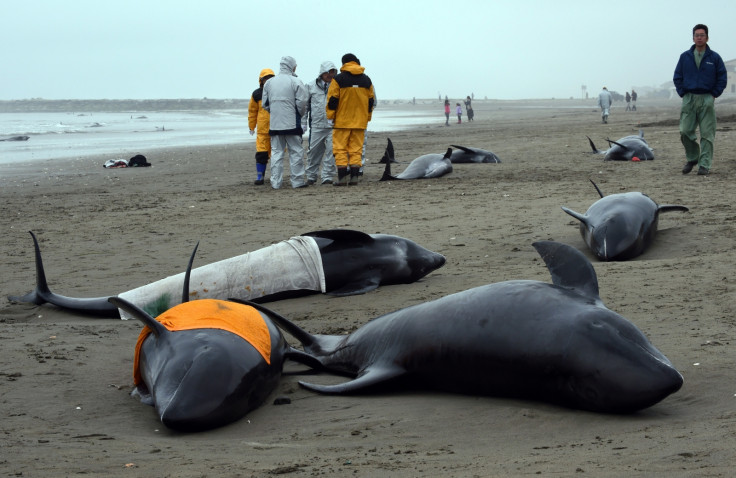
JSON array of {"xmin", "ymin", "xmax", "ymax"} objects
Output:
[
  {"xmin": 597, "ymin": 86, "xmax": 613, "ymax": 124},
  {"xmin": 625, "ymin": 91, "xmax": 632, "ymax": 111},
  {"xmin": 304, "ymin": 61, "xmax": 338, "ymax": 185},
  {"xmin": 444, "ymin": 99, "xmax": 451, "ymax": 126},
  {"xmin": 327, "ymin": 53, "xmax": 375, "ymax": 186},
  {"xmin": 456, "ymin": 103, "xmax": 462, "ymax": 123},
  {"xmin": 674, "ymin": 23, "xmax": 727, "ymax": 176},
  {"xmin": 262, "ymin": 56, "xmax": 309, "ymax": 189},
  {"xmin": 631, "ymin": 89, "xmax": 637, "ymax": 111},
  {"xmin": 465, "ymin": 95, "xmax": 474, "ymax": 121},
  {"xmin": 248, "ymin": 68, "xmax": 275, "ymax": 185}
]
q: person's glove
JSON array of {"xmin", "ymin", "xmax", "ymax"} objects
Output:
[
  {"xmin": 327, "ymin": 119, "xmax": 334, "ymax": 127},
  {"xmin": 249, "ymin": 129, "xmax": 255, "ymax": 136}
]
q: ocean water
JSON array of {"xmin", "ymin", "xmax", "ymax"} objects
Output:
[{"xmin": 0, "ymin": 108, "xmax": 432, "ymax": 165}]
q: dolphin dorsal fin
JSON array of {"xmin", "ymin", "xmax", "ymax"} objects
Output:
[
  {"xmin": 108, "ymin": 296, "xmax": 167, "ymax": 336},
  {"xmin": 443, "ymin": 148, "xmax": 452, "ymax": 159},
  {"xmin": 532, "ymin": 241, "xmax": 600, "ymax": 301}
]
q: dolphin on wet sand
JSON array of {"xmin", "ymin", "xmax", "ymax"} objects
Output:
[
  {"xmin": 587, "ymin": 130, "xmax": 654, "ymax": 161},
  {"xmin": 241, "ymin": 241, "xmax": 684, "ymax": 414},
  {"xmin": 561, "ymin": 180, "xmax": 689, "ymax": 261},
  {"xmin": 449, "ymin": 145, "xmax": 502, "ymax": 163},
  {"xmin": 379, "ymin": 138, "xmax": 453, "ymax": 180},
  {"xmin": 8, "ymin": 229, "xmax": 446, "ymax": 318}
]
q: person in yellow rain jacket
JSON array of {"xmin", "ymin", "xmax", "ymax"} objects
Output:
[
  {"xmin": 248, "ymin": 68, "xmax": 275, "ymax": 185},
  {"xmin": 326, "ymin": 53, "xmax": 375, "ymax": 186}
]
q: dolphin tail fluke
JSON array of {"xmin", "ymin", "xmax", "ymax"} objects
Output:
[
  {"xmin": 658, "ymin": 204, "xmax": 689, "ymax": 213},
  {"xmin": 298, "ymin": 365, "xmax": 406, "ymax": 394},
  {"xmin": 8, "ymin": 231, "xmax": 119, "ymax": 318}
]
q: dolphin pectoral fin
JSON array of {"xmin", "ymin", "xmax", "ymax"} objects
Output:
[
  {"xmin": 532, "ymin": 241, "xmax": 601, "ymax": 301},
  {"xmin": 586, "ymin": 136, "xmax": 600, "ymax": 154},
  {"xmin": 326, "ymin": 277, "xmax": 380, "ymax": 296},
  {"xmin": 132, "ymin": 384, "xmax": 154, "ymax": 406},
  {"xmin": 561, "ymin": 206, "xmax": 588, "ymax": 225},
  {"xmin": 658, "ymin": 204, "xmax": 689, "ymax": 213},
  {"xmin": 589, "ymin": 179, "xmax": 605, "ymax": 198},
  {"xmin": 108, "ymin": 297, "xmax": 168, "ymax": 337},
  {"xmin": 284, "ymin": 347, "xmax": 324, "ymax": 370},
  {"xmin": 298, "ymin": 365, "xmax": 406, "ymax": 394}
]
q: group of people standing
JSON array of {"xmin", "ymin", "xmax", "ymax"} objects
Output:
[
  {"xmin": 624, "ymin": 90, "xmax": 637, "ymax": 111},
  {"xmin": 248, "ymin": 53, "xmax": 376, "ymax": 189},
  {"xmin": 444, "ymin": 95, "xmax": 474, "ymax": 125}
]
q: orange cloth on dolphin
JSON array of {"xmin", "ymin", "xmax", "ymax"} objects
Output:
[{"xmin": 133, "ymin": 299, "xmax": 271, "ymax": 385}]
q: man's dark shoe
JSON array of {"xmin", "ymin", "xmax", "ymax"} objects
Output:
[
  {"xmin": 321, "ymin": 179, "xmax": 333, "ymax": 185},
  {"xmin": 697, "ymin": 166, "xmax": 710, "ymax": 176},
  {"xmin": 682, "ymin": 161, "xmax": 697, "ymax": 174},
  {"xmin": 254, "ymin": 179, "xmax": 264, "ymax": 185},
  {"xmin": 295, "ymin": 184, "xmax": 309, "ymax": 189},
  {"xmin": 307, "ymin": 179, "xmax": 316, "ymax": 185}
]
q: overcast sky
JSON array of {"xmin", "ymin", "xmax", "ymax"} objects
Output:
[{"xmin": 2, "ymin": 0, "xmax": 733, "ymax": 101}]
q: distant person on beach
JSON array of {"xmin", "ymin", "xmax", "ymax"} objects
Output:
[
  {"xmin": 248, "ymin": 68, "xmax": 275, "ymax": 185},
  {"xmin": 465, "ymin": 95, "xmax": 474, "ymax": 121},
  {"xmin": 456, "ymin": 103, "xmax": 462, "ymax": 124},
  {"xmin": 625, "ymin": 91, "xmax": 631, "ymax": 111},
  {"xmin": 262, "ymin": 56, "xmax": 309, "ymax": 189},
  {"xmin": 304, "ymin": 61, "xmax": 338, "ymax": 185},
  {"xmin": 597, "ymin": 86, "xmax": 613, "ymax": 124},
  {"xmin": 444, "ymin": 99, "xmax": 450, "ymax": 126},
  {"xmin": 674, "ymin": 23, "xmax": 727, "ymax": 176},
  {"xmin": 631, "ymin": 89, "xmax": 637, "ymax": 111},
  {"xmin": 326, "ymin": 53, "xmax": 375, "ymax": 186}
]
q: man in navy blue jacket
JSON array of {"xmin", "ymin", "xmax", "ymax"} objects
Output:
[{"xmin": 673, "ymin": 24, "xmax": 727, "ymax": 176}]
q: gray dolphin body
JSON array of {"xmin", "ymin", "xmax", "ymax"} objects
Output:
[
  {"xmin": 379, "ymin": 138, "xmax": 453, "ymax": 180},
  {"xmin": 245, "ymin": 241, "xmax": 683, "ymax": 414},
  {"xmin": 587, "ymin": 130, "xmax": 654, "ymax": 161},
  {"xmin": 449, "ymin": 145, "xmax": 502, "ymax": 163},
  {"xmin": 9, "ymin": 229, "xmax": 445, "ymax": 318},
  {"xmin": 562, "ymin": 180, "xmax": 689, "ymax": 261}
]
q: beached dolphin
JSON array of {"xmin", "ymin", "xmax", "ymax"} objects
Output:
[
  {"xmin": 449, "ymin": 145, "xmax": 502, "ymax": 163},
  {"xmin": 8, "ymin": 229, "xmax": 446, "ymax": 319},
  {"xmin": 561, "ymin": 180, "xmax": 689, "ymax": 261},
  {"xmin": 240, "ymin": 241, "xmax": 683, "ymax": 413},
  {"xmin": 109, "ymin": 245, "xmax": 317, "ymax": 432},
  {"xmin": 587, "ymin": 130, "xmax": 654, "ymax": 161},
  {"xmin": 379, "ymin": 139, "xmax": 453, "ymax": 180}
]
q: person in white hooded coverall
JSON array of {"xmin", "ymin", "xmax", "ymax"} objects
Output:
[
  {"xmin": 304, "ymin": 61, "xmax": 338, "ymax": 185},
  {"xmin": 262, "ymin": 56, "xmax": 309, "ymax": 189},
  {"xmin": 597, "ymin": 86, "xmax": 613, "ymax": 124}
]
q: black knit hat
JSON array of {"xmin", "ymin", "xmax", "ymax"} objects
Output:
[{"xmin": 342, "ymin": 53, "xmax": 360, "ymax": 65}]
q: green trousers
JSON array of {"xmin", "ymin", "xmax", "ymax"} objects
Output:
[{"xmin": 679, "ymin": 93, "xmax": 716, "ymax": 169}]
